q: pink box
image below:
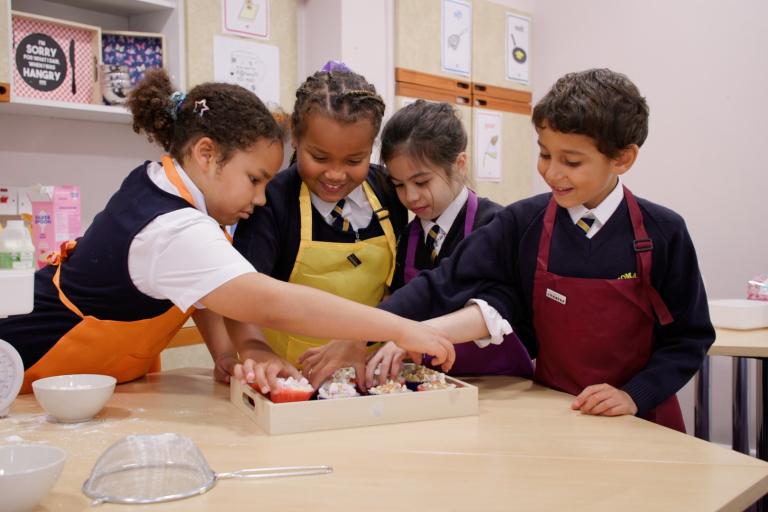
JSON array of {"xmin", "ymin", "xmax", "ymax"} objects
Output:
[
  {"xmin": 28, "ymin": 186, "xmax": 81, "ymax": 269},
  {"xmin": 748, "ymin": 274, "xmax": 768, "ymax": 302}
]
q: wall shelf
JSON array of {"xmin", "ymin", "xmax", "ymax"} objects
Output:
[
  {"xmin": 1, "ymin": 0, "xmax": 184, "ymax": 123},
  {"xmin": 0, "ymin": 96, "xmax": 130, "ymax": 123}
]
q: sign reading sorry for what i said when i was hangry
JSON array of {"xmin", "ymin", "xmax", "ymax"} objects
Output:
[{"xmin": 16, "ymin": 33, "xmax": 67, "ymax": 91}]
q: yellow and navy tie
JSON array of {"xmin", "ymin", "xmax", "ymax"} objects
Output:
[
  {"xmin": 330, "ymin": 199, "xmax": 350, "ymax": 232},
  {"xmin": 576, "ymin": 216, "xmax": 595, "ymax": 235},
  {"xmin": 425, "ymin": 224, "xmax": 442, "ymax": 263}
]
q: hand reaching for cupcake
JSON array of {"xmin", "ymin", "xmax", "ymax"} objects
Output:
[
  {"xmin": 391, "ymin": 321, "xmax": 456, "ymax": 373},
  {"xmin": 298, "ymin": 339, "xmax": 368, "ymax": 390},
  {"xmin": 233, "ymin": 350, "xmax": 301, "ymax": 395},
  {"xmin": 365, "ymin": 341, "xmax": 407, "ymax": 389}
]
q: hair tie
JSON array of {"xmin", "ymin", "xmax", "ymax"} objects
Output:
[
  {"xmin": 320, "ymin": 60, "xmax": 351, "ymax": 73},
  {"xmin": 168, "ymin": 91, "xmax": 186, "ymax": 120}
]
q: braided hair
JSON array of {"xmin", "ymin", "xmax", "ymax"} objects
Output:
[
  {"xmin": 127, "ymin": 69, "xmax": 283, "ymax": 165},
  {"xmin": 291, "ymin": 68, "xmax": 385, "ymax": 142}
]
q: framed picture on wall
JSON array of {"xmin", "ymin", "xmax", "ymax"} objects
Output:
[
  {"xmin": 101, "ymin": 30, "xmax": 164, "ymax": 87},
  {"xmin": 11, "ymin": 11, "xmax": 101, "ymax": 105}
]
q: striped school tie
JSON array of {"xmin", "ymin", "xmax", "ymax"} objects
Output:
[
  {"xmin": 576, "ymin": 216, "xmax": 595, "ymax": 235},
  {"xmin": 330, "ymin": 199, "xmax": 350, "ymax": 232},
  {"xmin": 424, "ymin": 224, "xmax": 442, "ymax": 263}
]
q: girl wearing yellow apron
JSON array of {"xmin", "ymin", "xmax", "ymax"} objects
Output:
[
  {"xmin": 0, "ymin": 69, "xmax": 454, "ymax": 394},
  {"xmin": 231, "ymin": 61, "xmax": 408, "ymax": 389}
]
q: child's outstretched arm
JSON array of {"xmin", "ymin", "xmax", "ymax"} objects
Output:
[
  {"xmin": 192, "ymin": 309, "xmax": 238, "ymax": 384},
  {"xmin": 201, "ymin": 272, "xmax": 456, "ymax": 370}
]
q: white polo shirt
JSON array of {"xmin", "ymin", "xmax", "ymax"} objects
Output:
[{"xmin": 127, "ymin": 160, "xmax": 256, "ymax": 312}]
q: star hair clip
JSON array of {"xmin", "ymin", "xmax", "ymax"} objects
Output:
[{"xmin": 193, "ymin": 99, "xmax": 210, "ymax": 117}]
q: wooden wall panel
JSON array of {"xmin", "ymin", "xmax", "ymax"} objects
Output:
[
  {"xmin": 185, "ymin": 0, "xmax": 298, "ymax": 111},
  {"xmin": 471, "ymin": 109, "xmax": 533, "ymax": 206},
  {"xmin": 472, "ymin": 0, "xmax": 531, "ymax": 92}
]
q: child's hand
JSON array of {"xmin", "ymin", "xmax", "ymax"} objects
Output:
[
  {"xmin": 298, "ymin": 340, "xmax": 367, "ymax": 390},
  {"xmin": 365, "ymin": 341, "xmax": 407, "ymax": 389},
  {"xmin": 213, "ymin": 352, "xmax": 239, "ymax": 384},
  {"xmin": 234, "ymin": 352, "xmax": 301, "ymax": 395},
  {"xmin": 393, "ymin": 322, "xmax": 455, "ymax": 372},
  {"xmin": 571, "ymin": 383, "xmax": 638, "ymax": 416}
]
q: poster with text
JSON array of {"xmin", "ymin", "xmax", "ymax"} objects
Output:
[
  {"xmin": 222, "ymin": 0, "xmax": 269, "ymax": 39},
  {"xmin": 474, "ymin": 110, "xmax": 503, "ymax": 182},
  {"xmin": 441, "ymin": 0, "xmax": 471, "ymax": 77},
  {"xmin": 506, "ymin": 13, "xmax": 530, "ymax": 84},
  {"xmin": 213, "ymin": 36, "xmax": 279, "ymax": 105}
]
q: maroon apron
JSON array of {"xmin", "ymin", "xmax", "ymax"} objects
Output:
[
  {"xmin": 406, "ymin": 190, "xmax": 534, "ymax": 377},
  {"xmin": 532, "ymin": 186, "xmax": 685, "ymax": 432}
]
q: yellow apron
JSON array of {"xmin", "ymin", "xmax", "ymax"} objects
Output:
[
  {"xmin": 263, "ymin": 181, "xmax": 397, "ymax": 366},
  {"xmin": 22, "ymin": 156, "xmax": 208, "ymax": 393}
]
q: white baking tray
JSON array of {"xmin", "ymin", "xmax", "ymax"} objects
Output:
[{"xmin": 229, "ymin": 376, "xmax": 478, "ymax": 435}]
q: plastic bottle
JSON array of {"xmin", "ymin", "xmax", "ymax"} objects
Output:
[{"xmin": 0, "ymin": 220, "xmax": 35, "ymax": 270}]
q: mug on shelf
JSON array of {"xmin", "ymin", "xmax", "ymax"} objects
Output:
[{"xmin": 100, "ymin": 64, "xmax": 132, "ymax": 105}]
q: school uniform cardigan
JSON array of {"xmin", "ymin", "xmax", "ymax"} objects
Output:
[
  {"xmin": 379, "ymin": 192, "xmax": 715, "ymax": 416},
  {"xmin": 233, "ymin": 163, "xmax": 407, "ymax": 281}
]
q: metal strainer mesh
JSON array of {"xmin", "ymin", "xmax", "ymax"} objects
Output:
[{"xmin": 82, "ymin": 433, "xmax": 332, "ymax": 505}]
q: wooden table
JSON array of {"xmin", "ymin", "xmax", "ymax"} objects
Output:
[
  {"xmin": 696, "ymin": 328, "xmax": 768, "ymax": 460},
  {"xmin": 4, "ymin": 368, "xmax": 768, "ymax": 511}
]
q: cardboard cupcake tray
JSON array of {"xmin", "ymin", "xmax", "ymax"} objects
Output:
[{"xmin": 229, "ymin": 376, "xmax": 478, "ymax": 435}]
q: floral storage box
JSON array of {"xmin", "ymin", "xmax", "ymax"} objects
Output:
[
  {"xmin": 11, "ymin": 11, "xmax": 100, "ymax": 104},
  {"xmin": 101, "ymin": 30, "xmax": 164, "ymax": 87}
]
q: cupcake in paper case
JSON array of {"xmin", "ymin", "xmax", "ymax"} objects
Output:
[
  {"xmin": 400, "ymin": 364, "xmax": 445, "ymax": 391},
  {"xmin": 318, "ymin": 381, "xmax": 360, "ymax": 400},
  {"xmin": 416, "ymin": 381, "xmax": 457, "ymax": 392},
  {"xmin": 253, "ymin": 377, "xmax": 314, "ymax": 403},
  {"xmin": 368, "ymin": 380, "xmax": 412, "ymax": 395},
  {"xmin": 331, "ymin": 366, "xmax": 357, "ymax": 384}
]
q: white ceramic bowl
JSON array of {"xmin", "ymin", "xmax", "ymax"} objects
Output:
[
  {"xmin": 32, "ymin": 374, "xmax": 116, "ymax": 423},
  {"xmin": 0, "ymin": 444, "xmax": 66, "ymax": 512}
]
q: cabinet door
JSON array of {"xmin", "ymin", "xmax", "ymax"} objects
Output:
[
  {"xmin": 396, "ymin": 0, "xmax": 471, "ymax": 80},
  {"xmin": 472, "ymin": 0, "xmax": 531, "ymax": 92},
  {"xmin": 470, "ymin": 109, "xmax": 533, "ymax": 207}
]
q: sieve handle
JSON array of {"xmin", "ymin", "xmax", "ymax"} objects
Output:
[{"xmin": 217, "ymin": 465, "xmax": 333, "ymax": 480}]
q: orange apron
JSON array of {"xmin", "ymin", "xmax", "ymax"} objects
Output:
[{"xmin": 21, "ymin": 156, "xmax": 207, "ymax": 393}]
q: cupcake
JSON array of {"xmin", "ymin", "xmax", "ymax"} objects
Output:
[
  {"xmin": 416, "ymin": 381, "xmax": 456, "ymax": 392},
  {"xmin": 317, "ymin": 381, "xmax": 360, "ymax": 400},
  {"xmin": 368, "ymin": 380, "xmax": 412, "ymax": 395},
  {"xmin": 258, "ymin": 377, "xmax": 314, "ymax": 403},
  {"xmin": 331, "ymin": 366, "xmax": 357, "ymax": 384},
  {"xmin": 400, "ymin": 364, "xmax": 444, "ymax": 391}
]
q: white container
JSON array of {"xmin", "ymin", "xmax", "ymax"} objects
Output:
[
  {"xmin": 230, "ymin": 376, "xmax": 478, "ymax": 435},
  {"xmin": 0, "ymin": 220, "xmax": 35, "ymax": 270},
  {"xmin": 32, "ymin": 374, "xmax": 116, "ymax": 423},
  {"xmin": 0, "ymin": 269, "xmax": 34, "ymax": 317},
  {"xmin": 709, "ymin": 299, "xmax": 768, "ymax": 330},
  {"xmin": 0, "ymin": 444, "xmax": 66, "ymax": 512}
]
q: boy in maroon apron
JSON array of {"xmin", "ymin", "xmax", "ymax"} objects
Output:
[{"xmin": 378, "ymin": 69, "xmax": 714, "ymax": 432}]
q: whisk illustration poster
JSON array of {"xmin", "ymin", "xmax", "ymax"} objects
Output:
[
  {"xmin": 475, "ymin": 110, "xmax": 503, "ymax": 182},
  {"xmin": 441, "ymin": 0, "xmax": 471, "ymax": 77},
  {"xmin": 506, "ymin": 13, "xmax": 530, "ymax": 84}
]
